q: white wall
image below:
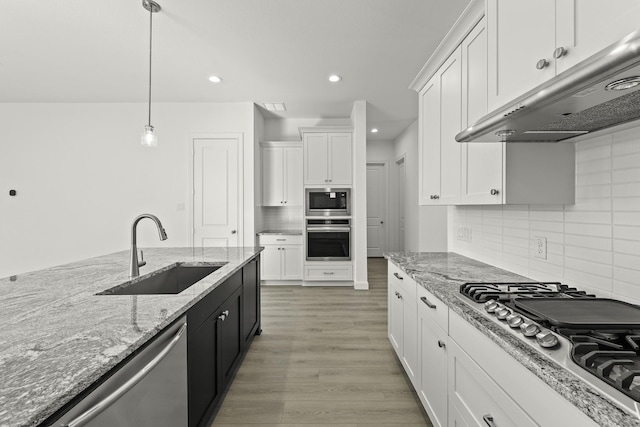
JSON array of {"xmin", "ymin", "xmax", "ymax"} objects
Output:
[
  {"xmin": 449, "ymin": 124, "xmax": 640, "ymax": 305},
  {"xmin": 351, "ymin": 101, "xmax": 368, "ymax": 290},
  {"xmin": 392, "ymin": 120, "xmax": 448, "ymax": 252},
  {"xmin": 0, "ymin": 102, "xmax": 256, "ymax": 277}
]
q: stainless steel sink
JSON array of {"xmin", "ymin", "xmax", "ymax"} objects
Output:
[{"xmin": 97, "ymin": 265, "xmax": 222, "ymax": 295}]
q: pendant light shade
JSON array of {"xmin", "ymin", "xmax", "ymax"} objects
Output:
[{"xmin": 141, "ymin": 0, "xmax": 161, "ymax": 147}]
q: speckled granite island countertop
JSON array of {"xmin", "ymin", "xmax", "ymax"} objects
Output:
[
  {"xmin": 256, "ymin": 230, "xmax": 303, "ymax": 235},
  {"xmin": 385, "ymin": 252, "xmax": 640, "ymax": 427},
  {"xmin": 0, "ymin": 247, "xmax": 262, "ymax": 427}
]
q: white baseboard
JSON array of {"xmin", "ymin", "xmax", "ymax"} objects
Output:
[{"xmin": 354, "ymin": 280, "xmax": 369, "ymax": 290}]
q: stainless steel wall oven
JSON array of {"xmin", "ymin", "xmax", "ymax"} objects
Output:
[{"xmin": 306, "ymin": 219, "xmax": 351, "ymax": 261}]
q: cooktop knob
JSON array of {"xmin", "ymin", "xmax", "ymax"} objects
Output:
[
  {"xmin": 496, "ymin": 307, "xmax": 511, "ymax": 320},
  {"xmin": 536, "ymin": 330, "xmax": 559, "ymax": 348},
  {"xmin": 520, "ymin": 321, "xmax": 540, "ymax": 337},
  {"xmin": 484, "ymin": 300, "xmax": 499, "ymax": 313},
  {"xmin": 506, "ymin": 313, "xmax": 524, "ymax": 328}
]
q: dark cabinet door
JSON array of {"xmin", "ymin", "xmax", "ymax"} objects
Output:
[
  {"xmin": 217, "ymin": 287, "xmax": 242, "ymax": 389},
  {"xmin": 187, "ymin": 314, "xmax": 218, "ymax": 427},
  {"xmin": 242, "ymin": 257, "xmax": 261, "ymax": 343}
]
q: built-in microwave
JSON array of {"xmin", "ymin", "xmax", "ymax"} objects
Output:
[{"xmin": 305, "ymin": 188, "xmax": 350, "ymax": 217}]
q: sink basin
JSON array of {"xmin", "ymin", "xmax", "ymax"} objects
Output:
[{"xmin": 97, "ymin": 265, "xmax": 222, "ymax": 295}]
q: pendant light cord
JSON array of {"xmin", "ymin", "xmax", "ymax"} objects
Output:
[{"xmin": 147, "ymin": 3, "xmax": 153, "ymax": 127}]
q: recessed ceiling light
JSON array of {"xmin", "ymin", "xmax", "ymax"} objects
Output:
[
  {"xmin": 371, "ymin": 128, "xmax": 379, "ymax": 133},
  {"xmin": 208, "ymin": 75, "xmax": 223, "ymax": 83},
  {"xmin": 328, "ymin": 74, "xmax": 342, "ymax": 83}
]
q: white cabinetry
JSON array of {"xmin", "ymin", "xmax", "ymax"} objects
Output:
[
  {"xmin": 261, "ymin": 142, "xmax": 303, "ymax": 206},
  {"xmin": 387, "ymin": 263, "xmax": 419, "ymax": 387},
  {"xmin": 258, "ymin": 235, "xmax": 303, "ymax": 281},
  {"xmin": 419, "ymin": 46, "xmax": 462, "ymax": 205},
  {"xmin": 487, "ymin": 0, "xmax": 640, "ymax": 111},
  {"xmin": 417, "ymin": 286, "xmax": 448, "ymax": 427},
  {"xmin": 301, "ymin": 130, "xmax": 352, "ymax": 186},
  {"xmin": 460, "ymin": 17, "xmax": 576, "ymax": 205},
  {"xmin": 449, "ymin": 310, "xmax": 599, "ymax": 427}
]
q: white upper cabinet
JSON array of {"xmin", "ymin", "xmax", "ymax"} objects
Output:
[
  {"xmin": 460, "ymin": 18, "xmax": 504, "ymax": 205},
  {"xmin": 261, "ymin": 142, "xmax": 303, "ymax": 206},
  {"xmin": 302, "ymin": 130, "xmax": 352, "ymax": 186},
  {"xmin": 488, "ymin": 0, "xmax": 640, "ymax": 111},
  {"xmin": 419, "ymin": 46, "xmax": 462, "ymax": 205}
]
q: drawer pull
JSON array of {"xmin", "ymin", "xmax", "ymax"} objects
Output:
[
  {"xmin": 323, "ymin": 272, "xmax": 335, "ymax": 275},
  {"xmin": 437, "ymin": 340, "xmax": 446, "ymax": 348},
  {"xmin": 483, "ymin": 414, "xmax": 496, "ymax": 427},
  {"xmin": 393, "ymin": 272, "xmax": 403, "ymax": 280},
  {"xmin": 420, "ymin": 296, "xmax": 436, "ymax": 309},
  {"xmin": 276, "ymin": 238, "xmax": 286, "ymax": 241}
]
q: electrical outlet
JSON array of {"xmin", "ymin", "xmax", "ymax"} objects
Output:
[
  {"xmin": 534, "ymin": 236, "xmax": 547, "ymax": 260},
  {"xmin": 457, "ymin": 227, "xmax": 465, "ymax": 241}
]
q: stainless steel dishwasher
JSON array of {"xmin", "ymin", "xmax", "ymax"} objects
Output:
[{"xmin": 56, "ymin": 317, "xmax": 188, "ymax": 427}]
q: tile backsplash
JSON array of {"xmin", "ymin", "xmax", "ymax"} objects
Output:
[
  {"xmin": 261, "ymin": 206, "xmax": 304, "ymax": 231},
  {"xmin": 449, "ymin": 125, "xmax": 640, "ymax": 304}
]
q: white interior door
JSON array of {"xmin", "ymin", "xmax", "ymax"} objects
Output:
[
  {"xmin": 193, "ymin": 136, "xmax": 240, "ymax": 248},
  {"xmin": 366, "ymin": 163, "xmax": 386, "ymax": 257},
  {"xmin": 397, "ymin": 157, "xmax": 406, "ymax": 251}
]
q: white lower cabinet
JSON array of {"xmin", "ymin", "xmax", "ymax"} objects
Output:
[
  {"xmin": 417, "ymin": 285, "xmax": 448, "ymax": 427},
  {"xmin": 258, "ymin": 235, "xmax": 303, "ymax": 281}
]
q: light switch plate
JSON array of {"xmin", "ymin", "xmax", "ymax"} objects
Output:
[{"xmin": 534, "ymin": 236, "xmax": 547, "ymax": 260}]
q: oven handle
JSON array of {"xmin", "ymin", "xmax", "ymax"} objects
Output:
[{"xmin": 306, "ymin": 227, "xmax": 351, "ymax": 232}]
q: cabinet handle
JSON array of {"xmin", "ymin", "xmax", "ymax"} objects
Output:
[
  {"xmin": 323, "ymin": 271, "xmax": 334, "ymax": 275},
  {"xmin": 553, "ymin": 46, "xmax": 567, "ymax": 59},
  {"xmin": 490, "ymin": 188, "xmax": 500, "ymax": 196},
  {"xmin": 420, "ymin": 296, "xmax": 436, "ymax": 309},
  {"xmin": 437, "ymin": 340, "xmax": 446, "ymax": 348},
  {"xmin": 218, "ymin": 310, "xmax": 229, "ymax": 321},
  {"xmin": 276, "ymin": 239, "xmax": 286, "ymax": 241},
  {"xmin": 483, "ymin": 414, "xmax": 496, "ymax": 427},
  {"xmin": 536, "ymin": 58, "xmax": 549, "ymax": 69},
  {"xmin": 433, "ymin": 195, "xmax": 439, "ymax": 200},
  {"xmin": 62, "ymin": 322, "xmax": 187, "ymax": 427},
  {"xmin": 393, "ymin": 272, "xmax": 403, "ymax": 280},
  {"xmin": 397, "ymin": 293, "xmax": 403, "ymax": 300}
]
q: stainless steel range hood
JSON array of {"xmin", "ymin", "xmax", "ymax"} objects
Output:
[{"xmin": 456, "ymin": 30, "xmax": 640, "ymax": 143}]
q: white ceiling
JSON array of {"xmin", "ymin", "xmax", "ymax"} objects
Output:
[{"xmin": 0, "ymin": 0, "xmax": 470, "ymax": 141}]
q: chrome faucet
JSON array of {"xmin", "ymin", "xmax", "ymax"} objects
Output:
[{"xmin": 130, "ymin": 214, "xmax": 168, "ymax": 278}]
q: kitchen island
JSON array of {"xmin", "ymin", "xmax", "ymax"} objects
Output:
[
  {"xmin": 0, "ymin": 247, "xmax": 262, "ymax": 427},
  {"xmin": 385, "ymin": 252, "xmax": 640, "ymax": 427}
]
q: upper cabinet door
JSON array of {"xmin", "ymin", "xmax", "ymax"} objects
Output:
[
  {"xmin": 461, "ymin": 18, "xmax": 504, "ymax": 205},
  {"xmin": 261, "ymin": 147, "xmax": 284, "ymax": 206},
  {"xmin": 419, "ymin": 76, "xmax": 441, "ymax": 205},
  {"xmin": 303, "ymin": 133, "xmax": 329, "ymax": 185},
  {"xmin": 438, "ymin": 46, "xmax": 462, "ymax": 205},
  {"xmin": 328, "ymin": 133, "xmax": 352, "ymax": 186},
  {"xmin": 555, "ymin": 0, "xmax": 640, "ymax": 73},
  {"xmin": 487, "ymin": 0, "xmax": 556, "ymax": 112},
  {"xmin": 284, "ymin": 147, "xmax": 303, "ymax": 205}
]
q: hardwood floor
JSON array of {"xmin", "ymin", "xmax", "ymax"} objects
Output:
[{"xmin": 211, "ymin": 258, "xmax": 432, "ymax": 426}]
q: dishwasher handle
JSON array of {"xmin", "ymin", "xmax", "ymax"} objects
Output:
[{"xmin": 62, "ymin": 322, "xmax": 187, "ymax": 427}]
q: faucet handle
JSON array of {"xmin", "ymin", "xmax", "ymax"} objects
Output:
[{"xmin": 138, "ymin": 250, "xmax": 147, "ymax": 268}]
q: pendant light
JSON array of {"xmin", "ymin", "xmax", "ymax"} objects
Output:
[{"xmin": 141, "ymin": 0, "xmax": 161, "ymax": 147}]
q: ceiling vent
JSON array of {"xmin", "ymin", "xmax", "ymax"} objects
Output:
[{"xmin": 261, "ymin": 102, "xmax": 287, "ymax": 112}]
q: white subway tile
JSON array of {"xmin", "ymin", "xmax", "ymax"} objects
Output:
[
  {"xmin": 613, "ymin": 238, "xmax": 640, "ymax": 255},
  {"xmin": 530, "ymin": 220, "xmax": 564, "ymax": 233},
  {"xmin": 564, "ymin": 210, "xmax": 612, "ymax": 225},
  {"xmin": 613, "ymin": 225, "xmax": 640, "ymax": 240},
  {"xmin": 564, "ymin": 245, "xmax": 612, "ymax": 264},
  {"xmin": 564, "ymin": 234, "xmax": 612, "ymax": 251},
  {"xmin": 565, "ymin": 222, "xmax": 612, "ymax": 238}
]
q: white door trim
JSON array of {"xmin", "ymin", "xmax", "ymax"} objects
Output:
[
  {"xmin": 394, "ymin": 153, "xmax": 406, "ymax": 252},
  {"xmin": 366, "ymin": 161, "xmax": 389, "ymax": 257},
  {"xmin": 188, "ymin": 132, "xmax": 244, "ymax": 247}
]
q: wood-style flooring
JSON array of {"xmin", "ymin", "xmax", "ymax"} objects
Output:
[{"xmin": 211, "ymin": 258, "xmax": 432, "ymax": 426}]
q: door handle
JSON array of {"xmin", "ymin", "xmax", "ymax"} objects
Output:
[
  {"xmin": 380, "ymin": 221, "xmax": 384, "ymax": 224},
  {"xmin": 231, "ymin": 230, "xmax": 237, "ymax": 234}
]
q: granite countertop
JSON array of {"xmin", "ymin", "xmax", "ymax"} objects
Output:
[
  {"xmin": 257, "ymin": 230, "xmax": 303, "ymax": 235},
  {"xmin": 0, "ymin": 247, "xmax": 262, "ymax": 427},
  {"xmin": 385, "ymin": 252, "xmax": 640, "ymax": 427}
]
